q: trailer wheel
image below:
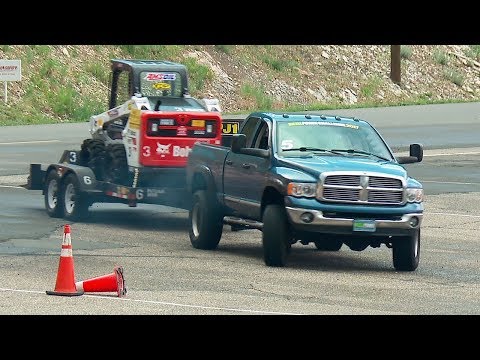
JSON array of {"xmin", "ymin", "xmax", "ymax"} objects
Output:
[
  {"xmin": 44, "ymin": 170, "xmax": 64, "ymax": 218},
  {"xmin": 80, "ymin": 139, "xmax": 106, "ymax": 180},
  {"xmin": 189, "ymin": 190, "xmax": 223, "ymax": 250},
  {"xmin": 104, "ymin": 144, "xmax": 130, "ymax": 185},
  {"xmin": 61, "ymin": 173, "xmax": 89, "ymax": 222},
  {"xmin": 262, "ymin": 204, "xmax": 291, "ymax": 267}
]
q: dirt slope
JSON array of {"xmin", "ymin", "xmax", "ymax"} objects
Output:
[{"xmin": 0, "ymin": 45, "xmax": 479, "ymax": 123}]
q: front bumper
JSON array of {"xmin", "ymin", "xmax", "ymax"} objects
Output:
[{"xmin": 285, "ymin": 206, "xmax": 423, "ymax": 236}]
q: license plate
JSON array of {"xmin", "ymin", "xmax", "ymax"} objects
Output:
[{"xmin": 353, "ymin": 219, "xmax": 376, "ymax": 232}]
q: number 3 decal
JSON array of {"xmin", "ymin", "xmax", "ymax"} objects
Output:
[
  {"xmin": 143, "ymin": 146, "xmax": 151, "ymax": 157},
  {"xmin": 69, "ymin": 151, "xmax": 77, "ymax": 163}
]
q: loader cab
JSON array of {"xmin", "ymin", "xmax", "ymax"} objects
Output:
[{"xmin": 108, "ymin": 59, "xmax": 193, "ymax": 110}]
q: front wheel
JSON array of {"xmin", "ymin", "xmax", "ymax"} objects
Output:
[
  {"xmin": 262, "ymin": 204, "xmax": 292, "ymax": 267},
  {"xmin": 61, "ymin": 173, "xmax": 90, "ymax": 222},
  {"xmin": 44, "ymin": 170, "xmax": 64, "ymax": 218},
  {"xmin": 392, "ymin": 229, "xmax": 420, "ymax": 271},
  {"xmin": 189, "ymin": 190, "xmax": 223, "ymax": 250},
  {"xmin": 80, "ymin": 139, "xmax": 106, "ymax": 180},
  {"xmin": 104, "ymin": 144, "xmax": 130, "ymax": 185}
]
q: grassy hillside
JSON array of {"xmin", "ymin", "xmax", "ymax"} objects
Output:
[{"xmin": 0, "ymin": 45, "xmax": 479, "ymax": 126}]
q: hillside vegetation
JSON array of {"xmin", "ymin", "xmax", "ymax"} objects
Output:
[{"xmin": 0, "ymin": 45, "xmax": 479, "ymax": 126}]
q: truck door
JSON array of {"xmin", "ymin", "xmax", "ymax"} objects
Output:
[{"xmin": 223, "ymin": 117, "xmax": 271, "ymax": 220}]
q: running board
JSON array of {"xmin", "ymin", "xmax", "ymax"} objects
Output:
[{"xmin": 223, "ymin": 216, "xmax": 263, "ymax": 230}]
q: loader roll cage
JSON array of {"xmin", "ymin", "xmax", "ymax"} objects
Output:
[{"xmin": 108, "ymin": 59, "xmax": 190, "ymax": 109}]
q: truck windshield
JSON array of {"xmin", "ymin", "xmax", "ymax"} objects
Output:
[{"xmin": 276, "ymin": 120, "xmax": 394, "ymax": 161}]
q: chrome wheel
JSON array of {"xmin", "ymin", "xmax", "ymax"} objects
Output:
[
  {"xmin": 64, "ymin": 183, "xmax": 76, "ymax": 215},
  {"xmin": 47, "ymin": 179, "xmax": 58, "ymax": 210}
]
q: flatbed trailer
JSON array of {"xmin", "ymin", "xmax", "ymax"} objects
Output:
[
  {"xmin": 27, "ymin": 149, "xmax": 192, "ymax": 221},
  {"xmin": 27, "ymin": 117, "xmax": 244, "ymax": 221}
]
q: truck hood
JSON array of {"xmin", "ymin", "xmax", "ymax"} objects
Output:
[{"xmin": 277, "ymin": 155, "xmax": 407, "ymax": 179}]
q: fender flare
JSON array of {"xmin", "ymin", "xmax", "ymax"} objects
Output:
[{"xmin": 187, "ymin": 164, "xmax": 217, "ymax": 197}]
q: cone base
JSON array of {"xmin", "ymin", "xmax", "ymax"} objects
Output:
[
  {"xmin": 46, "ymin": 290, "xmax": 84, "ymax": 296},
  {"xmin": 115, "ymin": 266, "xmax": 127, "ymax": 297}
]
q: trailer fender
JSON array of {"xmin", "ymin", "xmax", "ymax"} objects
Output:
[{"xmin": 46, "ymin": 163, "xmax": 98, "ymax": 192}]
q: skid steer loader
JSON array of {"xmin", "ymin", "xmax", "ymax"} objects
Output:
[{"xmin": 79, "ymin": 59, "xmax": 224, "ymax": 188}]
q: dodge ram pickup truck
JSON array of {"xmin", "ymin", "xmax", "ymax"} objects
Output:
[{"xmin": 185, "ymin": 112, "xmax": 424, "ymax": 271}]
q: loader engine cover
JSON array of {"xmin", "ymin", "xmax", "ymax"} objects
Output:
[{"xmin": 124, "ymin": 111, "xmax": 222, "ymax": 168}]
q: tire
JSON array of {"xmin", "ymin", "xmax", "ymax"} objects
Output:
[
  {"xmin": 80, "ymin": 139, "xmax": 106, "ymax": 180},
  {"xmin": 262, "ymin": 204, "xmax": 291, "ymax": 267},
  {"xmin": 392, "ymin": 229, "xmax": 420, "ymax": 271},
  {"xmin": 104, "ymin": 144, "xmax": 130, "ymax": 185},
  {"xmin": 314, "ymin": 238, "xmax": 343, "ymax": 251},
  {"xmin": 61, "ymin": 173, "xmax": 90, "ymax": 222},
  {"xmin": 44, "ymin": 170, "xmax": 64, "ymax": 218},
  {"xmin": 189, "ymin": 190, "xmax": 223, "ymax": 250}
]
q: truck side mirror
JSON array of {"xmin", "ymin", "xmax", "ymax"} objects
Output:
[
  {"xmin": 410, "ymin": 143, "xmax": 423, "ymax": 162},
  {"xmin": 231, "ymin": 134, "xmax": 246, "ymax": 153},
  {"xmin": 396, "ymin": 143, "xmax": 424, "ymax": 164}
]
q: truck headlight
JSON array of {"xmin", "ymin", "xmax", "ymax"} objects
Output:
[
  {"xmin": 287, "ymin": 182, "xmax": 317, "ymax": 198},
  {"xmin": 406, "ymin": 188, "xmax": 424, "ymax": 203}
]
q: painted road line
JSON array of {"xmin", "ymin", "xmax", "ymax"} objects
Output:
[
  {"xmin": 424, "ymin": 151, "xmax": 480, "ymax": 157},
  {"xmin": 0, "ymin": 287, "xmax": 302, "ymax": 315},
  {"xmin": 428, "ymin": 212, "xmax": 480, "ymax": 218},
  {"xmin": 0, "ymin": 140, "xmax": 61, "ymax": 145},
  {"xmin": 421, "ymin": 180, "xmax": 480, "ymax": 185},
  {"xmin": 0, "ymin": 185, "xmax": 25, "ymax": 189}
]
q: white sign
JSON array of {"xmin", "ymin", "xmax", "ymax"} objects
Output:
[{"xmin": 0, "ymin": 60, "xmax": 22, "ymax": 81}]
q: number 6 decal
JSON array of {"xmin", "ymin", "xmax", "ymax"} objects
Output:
[
  {"xmin": 136, "ymin": 189, "xmax": 144, "ymax": 200},
  {"xmin": 83, "ymin": 176, "xmax": 92, "ymax": 185}
]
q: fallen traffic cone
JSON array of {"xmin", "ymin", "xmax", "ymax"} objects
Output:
[
  {"xmin": 76, "ymin": 266, "xmax": 127, "ymax": 297},
  {"xmin": 46, "ymin": 224, "xmax": 83, "ymax": 296}
]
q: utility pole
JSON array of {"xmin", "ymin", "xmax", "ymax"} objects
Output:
[{"xmin": 390, "ymin": 45, "xmax": 401, "ymax": 85}]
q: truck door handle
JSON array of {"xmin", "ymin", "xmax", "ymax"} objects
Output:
[
  {"xmin": 242, "ymin": 163, "xmax": 251, "ymax": 169},
  {"xmin": 226, "ymin": 160, "xmax": 233, "ymax": 166}
]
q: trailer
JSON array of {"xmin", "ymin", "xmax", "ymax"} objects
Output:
[{"xmin": 27, "ymin": 117, "xmax": 244, "ymax": 221}]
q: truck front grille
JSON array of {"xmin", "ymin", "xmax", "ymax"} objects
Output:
[{"xmin": 318, "ymin": 172, "xmax": 405, "ymax": 205}]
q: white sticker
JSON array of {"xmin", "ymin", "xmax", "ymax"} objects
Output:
[
  {"xmin": 281, "ymin": 139, "xmax": 294, "ymax": 150},
  {"xmin": 144, "ymin": 73, "xmax": 176, "ymax": 81}
]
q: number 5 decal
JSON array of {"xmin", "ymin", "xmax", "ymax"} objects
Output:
[
  {"xmin": 281, "ymin": 139, "xmax": 294, "ymax": 150},
  {"xmin": 143, "ymin": 146, "xmax": 151, "ymax": 157}
]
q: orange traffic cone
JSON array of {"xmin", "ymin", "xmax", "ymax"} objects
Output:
[
  {"xmin": 76, "ymin": 266, "xmax": 126, "ymax": 297},
  {"xmin": 46, "ymin": 224, "xmax": 83, "ymax": 296}
]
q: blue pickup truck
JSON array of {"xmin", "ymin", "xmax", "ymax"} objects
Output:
[{"xmin": 185, "ymin": 112, "xmax": 424, "ymax": 271}]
